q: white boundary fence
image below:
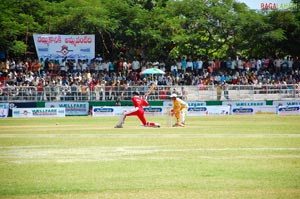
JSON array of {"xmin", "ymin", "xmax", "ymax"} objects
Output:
[{"xmin": 0, "ymin": 84, "xmax": 299, "ymax": 102}]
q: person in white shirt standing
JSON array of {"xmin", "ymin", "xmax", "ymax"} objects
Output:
[
  {"xmin": 274, "ymin": 57, "xmax": 282, "ymax": 73},
  {"xmin": 132, "ymin": 57, "xmax": 141, "ymax": 73}
]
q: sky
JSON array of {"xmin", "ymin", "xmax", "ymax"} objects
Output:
[{"xmin": 237, "ymin": 0, "xmax": 292, "ymax": 10}]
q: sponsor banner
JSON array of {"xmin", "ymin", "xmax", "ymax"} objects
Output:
[
  {"xmin": 232, "ymin": 107, "xmax": 254, "ymax": 115},
  {"xmin": 188, "ymin": 107, "xmax": 208, "ymax": 116},
  {"xmin": 205, "ymin": 106, "xmax": 230, "ymax": 116},
  {"xmin": 163, "ymin": 101, "xmax": 206, "ymax": 108},
  {"xmin": 33, "ymin": 34, "xmax": 95, "ymax": 61},
  {"xmin": 0, "ymin": 103, "xmax": 9, "ymax": 118},
  {"xmin": 12, "ymin": 108, "xmax": 65, "ymax": 118},
  {"xmin": 223, "ymin": 101, "xmax": 266, "ymax": 107},
  {"xmin": 113, "ymin": 107, "xmax": 131, "ymax": 116},
  {"xmin": 188, "ymin": 106, "xmax": 230, "ymax": 116},
  {"xmin": 8, "ymin": 102, "xmax": 37, "ymax": 117},
  {"xmin": 144, "ymin": 106, "xmax": 163, "ymax": 116},
  {"xmin": 253, "ymin": 106, "xmax": 276, "ymax": 113},
  {"xmin": 92, "ymin": 106, "xmax": 163, "ymax": 116},
  {"xmin": 92, "ymin": 106, "xmax": 130, "ymax": 117},
  {"xmin": 163, "ymin": 101, "xmax": 173, "ymax": 108},
  {"xmin": 46, "ymin": 102, "xmax": 89, "ymax": 116},
  {"xmin": 223, "ymin": 100, "xmax": 268, "ymax": 114},
  {"xmin": 273, "ymin": 100, "xmax": 300, "ymax": 107},
  {"xmin": 277, "ymin": 106, "xmax": 300, "ymax": 115},
  {"xmin": 92, "ymin": 106, "xmax": 230, "ymax": 117},
  {"xmin": 92, "ymin": 107, "xmax": 115, "ymax": 116},
  {"xmin": 187, "ymin": 101, "xmax": 207, "ymax": 107}
]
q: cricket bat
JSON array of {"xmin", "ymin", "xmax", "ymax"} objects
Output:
[{"xmin": 144, "ymin": 83, "xmax": 157, "ymax": 98}]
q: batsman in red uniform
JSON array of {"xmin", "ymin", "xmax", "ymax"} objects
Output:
[{"xmin": 114, "ymin": 91, "xmax": 160, "ymax": 128}]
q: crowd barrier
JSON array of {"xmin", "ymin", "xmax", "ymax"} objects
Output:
[{"xmin": 0, "ymin": 84, "xmax": 299, "ymax": 102}]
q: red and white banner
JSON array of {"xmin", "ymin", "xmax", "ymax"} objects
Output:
[{"xmin": 33, "ymin": 34, "xmax": 95, "ymax": 61}]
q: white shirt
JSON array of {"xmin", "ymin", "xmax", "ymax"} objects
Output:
[
  {"xmin": 82, "ymin": 62, "xmax": 88, "ymax": 71},
  {"xmin": 102, "ymin": 62, "xmax": 109, "ymax": 71},
  {"xmin": 132, "ymin": 60, "xmax": 140, "ymax": 70},
  {"xmin": 187, "ymin": 61, "xmax": 193, "ymax": 68},
  {"xmin": 256, "ymin": 59, "xmax": 262, "ymax": 70},
  {"xmin": 171, "ymin": 64, "xmax": 178, "ymax": 72}
]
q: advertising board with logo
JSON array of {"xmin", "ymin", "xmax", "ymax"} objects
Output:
[
  {"xmin": 46, "ymin": 102, "xmax": 89, "ymax": 116},
  {"xmin": 277, "ymin": 106, "xmax": 300, "ymax": 115},
  {"xmin": 12, "ymin": 108, "xmax": 65, "ymax": 118},
  {"xmin": 0, "ymin": 103, "xmax": 9, "ymax": 118},
  {"xmin": 92, "ymin": 107, "xmax": 115, "ymax": 116}
]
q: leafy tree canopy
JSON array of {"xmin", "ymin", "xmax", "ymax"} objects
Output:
[{"xmin": 0, "ymin": 0, "xmax": 299, "ymax": 61}]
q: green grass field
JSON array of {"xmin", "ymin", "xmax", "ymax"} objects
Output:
[{"xmin": 0, "ymin": 115, "xmax": 300, "ymax": 199}]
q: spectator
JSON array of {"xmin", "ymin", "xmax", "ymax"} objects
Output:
[
  {"xmin": 1, "ymin": 52, "xmax": 300, "ymax": 102},
  {"xmin": 222, "ymin": 81, "xmax": 229, "ymax": 100},
  {"xmin": 132, "ymin": 57, "xmax": 141, "ymax": 73}
]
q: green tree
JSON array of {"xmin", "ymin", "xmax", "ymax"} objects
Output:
[
  {"xmin": 0, "ymin": 0, "xmax": 299, "ymax": 61},
  {"xmin": 267, "ymin": 10, "xmax": 300, "ymax": 57},
  {"xmin": 0, "ymin": 0, "xmax": 48, "ymax": 58},
  {"xmin": 163, "ymin": 0, "xmax": 251, "ymax": 59}
]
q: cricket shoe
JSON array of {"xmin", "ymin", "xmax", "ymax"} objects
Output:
[
  {"xmin": 172, "ymin": 123, "xmax": 184, "ymax": 127},
  {"xmin": 145, "ymin": 124, "xmax": 160, "ymax": 128},
  {"xmin": 114, "ymin": 124, "xmax": 123, "ymax": 128}
]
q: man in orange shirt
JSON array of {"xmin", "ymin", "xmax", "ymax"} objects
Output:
[{"xmin": 32, "ymin": 59, "xmax": 41, "ymax": 76}]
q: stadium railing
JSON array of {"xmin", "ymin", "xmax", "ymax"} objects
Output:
[{"xmin": 0, "ymin": 84, "xmax": 299, "ymax": 102}]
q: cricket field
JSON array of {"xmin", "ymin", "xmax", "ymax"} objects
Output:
[{"xmin": 0, "ymin": 115, "xmax": 299, "ymax": 199}]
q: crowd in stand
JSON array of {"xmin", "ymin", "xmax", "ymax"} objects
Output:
[{"xmin": 0, "ymin": 54, "xmax": 300, "ymax": 101}]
